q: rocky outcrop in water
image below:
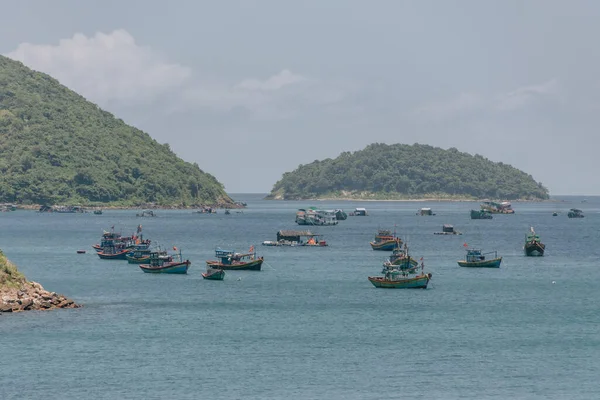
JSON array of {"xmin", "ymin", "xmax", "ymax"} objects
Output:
[{"xmin": 0, "ymin": 250, "xmax": 80, "ymax": 313}]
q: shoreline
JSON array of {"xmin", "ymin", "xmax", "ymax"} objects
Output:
[{"xmin": 265, "ymin": 197, "xmax": 558, "ymax": 203}]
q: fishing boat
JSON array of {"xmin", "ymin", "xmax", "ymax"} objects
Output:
[
  {"xmin": 349, "ymin": 207, "xmax": 368, "ymax": 216},
  {"xmin": 369, "ymin": 261, "xmax": 432, "ymax": 289},
  {"xmin": 417, "ymin": 207, "xmax": 435, "ymax": 216},
  {"xmin": 206, "ymin": 246, "xmax": 263, "ymax": 271},
  {"xmin": 457, "ymin": 248, "xmax": 502, "ymax": 268},
  {"xmin": 136, "ymin": 209, "xmax": 156, "ymax": 217},
  {"xmin": 92, "ymin": 225, "xmax": 146, "ymax": 252},
  {"xmin": 567, "ymin": 208, "xmax": 584, "ymax": 218},
  {"xmin": 524, "ymin": 227, "xmax": 545, "ymax": 256},
  {"xmin": 335, "ymin": 209, "xmax": 348, "ymax": 220},
  {"xmin": 552, "ymin": 212, "xmax": 558, "ymax": 216},
  {"xmin": 224, "ymin": 209, "xmax": 231, "ymax": 215},
  {"xmin": 126, "ymin": 244, "xmax": 158, "ymax": 264},
  {"xmin": 96, "ymin": 244, "xmax": 130, "ymax": 260},
  {"xmin": 262, "ymin": 230, "xmax": 328, "ymax": 247},
  {"xmin": 370, "ymin": 229, "xmax": 402, "ymax": 251},
  {"xmin": 470, "ymin": 209, "xmax": 493, "ymax": 219},
  {"xmin": 295, "ymin": 208, "xmax": 338, "ymax": 226},
  {"xmin": 93, "ymin": 209, "xmax": 103, "ymax": 215},
  {"xmin": 139, "ymin": 248, "xmax": 190, "ymax": 274},
  {"xmin": 202, "ymin": 267, "xmax": 225, "ymax": 280},
  {"xmin": 481, "ymin": 201, "xmax": 515, "ymax": 214},
  {"xmin": 434, "ymin": 224, "xmax": 462, "ymax": 235},
  {"xmin": 385, "ymin": 242, "xmax": 419, "ymax": 268}
]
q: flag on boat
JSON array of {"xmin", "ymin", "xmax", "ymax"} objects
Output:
[
  {"xmin": 173, "ymin": 246, "xmax": 178, "ymax": 251},
  {"xmin": 249, "ymin": 245, "xmax": 255, "ymax": 253},
  {"xmin": 463, "ymin": 242, "xmax": 468, "ymax": 248},
  {"xmin": 420, "ymin": 257, "xmax": 423, "ymax": 261},
  {"xmin": 137, "ymin": 224, "xmax": 142, "ymax": 233}
]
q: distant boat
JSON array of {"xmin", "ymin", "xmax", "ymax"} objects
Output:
[
  {"xmin": 457, "ymin": 248, "xmax": 502, "ymax": 268},
  {"xmin": 136, "ymin": 209, "xmax": 156, "ymax": 217},
  {"xmin": 552, "ymin": 212, "xmax": 558, "ymax": 216},
  {"xmin": 434, "ymin": 224, "xmax": 462, "ymax": 235},
  {"xmin": 470, "ymin": 209, "xmax": 493, "ymax": 219},
  {"xmin": 370, "ymin": 229, "xmax": 401, "ymax": 251},
  {"xmin": 295, "ymin": 208, "xmax": 338, "ymax": 226},
  {"xmin": 417, "ymin": 207, "xmax": 435, "ymax": 216},
  {"xmin": 96, "ymin": 245, "xmax": 130, "ymax": 260},
  {"xmin": 224, "ymin": 209, "xmax": 231, "ymax": 215},
  {"xmin": 524, "ymin": 227, "xmax": 545, "ymax": 256},
  {"xmin": 481, "ymin": 201, "xmax": 514, "ymax": 214},
  {"xmin": 335, "ymin": 209, "xmax": 348, "ymax": 220},
  {"xmin": 263, "ymin": 230, "xmax": 328, "ymax": 247},
  {"xmin": 202, "ymin": 267, "xmax": 225, "ymax": 280},
  {"xmin": 93, "ymin": 209, "xmax": 103, "ymax": 215},
  {"xmin": 139, "ymin": 249, "xmax": 190, "ymax": 274},
  {"xmin": 567, "ymin": 208, "xmax": 584, "ymax": 218},
  {"xmin": 349, "ymin": 207, "xmax": 368, "ymax": 216},
  {"xmin": 206, "ymin": 247, "xmax": 263, "ymax": 271}
]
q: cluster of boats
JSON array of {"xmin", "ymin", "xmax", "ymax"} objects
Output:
[
  {"xmin": 91, "ymin": 226, "xmax": 263, "ymax": 280},
  {"xmin": 366, "ymin": 223, "xmax": 548, "ymax": 289},
  {"xmin": 294, "ymin": 207, "xmax": 368, "ymax": 226}
]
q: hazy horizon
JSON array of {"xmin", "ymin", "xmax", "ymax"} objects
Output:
[{"xmin": 3, "ymin": 1, "xmax": 600, "ymax": 195}]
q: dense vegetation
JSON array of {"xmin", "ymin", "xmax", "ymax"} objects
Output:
[
  {"xmin": 267, "ymin": 143, "xmax": 549, "ymax": 200},
  {"xmin": 0, "ymin": 56, "xmax": 232, "ymax": 206}
]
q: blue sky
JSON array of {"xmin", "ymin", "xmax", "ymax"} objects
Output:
[{"xmin": 2, "ymin": 1, "xmax": 599, "ymax": 194}]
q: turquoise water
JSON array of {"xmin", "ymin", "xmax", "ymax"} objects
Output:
[{"xmin": 1, "ymin": 195, "xmax": 599, "ymax": 399}]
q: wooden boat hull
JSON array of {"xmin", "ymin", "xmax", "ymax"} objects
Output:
[
  {"xmin": 202, "ymin": 269, "xmax": 225, "ymax": 280},
  {"xmin": 206, "ymin": 258, "xmax": 263, "ymax": 271},
  {"xmin": 525, "ymin": 243, "xmax": 545, "ymax": 256},
  {"xmin": 457, "ymin": 257, "xmax": 502, "ymax": 268},
  {"xmin": 388, "ymin": 257, "xmax": 419, "ymax": 267},
  {"xmin": 97, "ymin": 250, "xmax": 130, "ymax": 260},
  {"xmin": 368, "ymin": 274, "xmax": 430, "ymax": 289},
  {"xmin": 370, "ymin": 240, "xmax": 398, "ymax": 251},
  {"xmin": 139, "ymin": 261, "xmax": 190, "ymax": 274},
  {"xmin": 126, "ymin": 254, "xmax": 151, "ymax": 264}
]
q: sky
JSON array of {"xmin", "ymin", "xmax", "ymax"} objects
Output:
[{"xmin": 2, "ymin": 0, "xmax": 600, "ymax": 195}]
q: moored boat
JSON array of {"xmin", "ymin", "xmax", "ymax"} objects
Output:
[
  {"xmin": 97, "ymin": 245, "xmax": 130, "ymax": 260},
  {"xmin": 567, "ymin": 208, "xmax": 584, "ymax": 218},
  {"xmin": 206, "ymin": 246, "xmax": 263, "ymax": 271},
  {"xmin": 369, "ymin": 261, "xmax": 432, "ymax": 289},
  {"xmin": 470, "ymin": 209, "xmax": 493, "ymax": 219},
  {"xmin": 481, "ymin": 201, "xmax": 514, "ymax": 214},
  {"xmin": 385, "ymin": 242, "xmax": 419, "ymax": 268},
  {"xmin": 434, "ymin": 224, "xmax": 462, "ymax": 235},
  {"xmin": 202, "ymin": 267, "xmax": 225, "ymax": 280},
  {"xmin": 457, "ymin": 248, "xmax": 502, "ymax": 268},
  {"xmin": 370, "ymin": 229, "xmax": 401, "ymax": 251},
  {"xmin": 262, "ymin": 230, "xmax": 328, "ymax": 247},
  {"xmin": 139, "ymin": 248, "xmax": 190, "ymax": 274},
  {"xmin": 524, "ymin": 227, "xmax": 545, "ymax": 256}
]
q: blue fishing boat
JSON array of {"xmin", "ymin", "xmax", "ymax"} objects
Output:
[
  {"xmin": 369, "ymin": 261, "xmax": 432, "ymax": 289},
  {"xmin": 457, "ymin": 248, "xmax": 502, "ymax": 268},
  {"xmin": 370, "ymin": 229, "xmax": 402, "ymax": 251},
  {"xmin": 139, "ymin": 248, "xmax": 190, "ymax": 274},
  {"xmin": 206, "ymin": 246, "xmax": 263, "ymax": 271}
]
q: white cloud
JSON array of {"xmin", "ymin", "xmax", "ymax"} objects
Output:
[
  {"xmin": 495, "ymin": 79, "xmax": 558, "ymax": 111},
  {"xmin": 5, "ymin": 30, "xmax": 353, "ymax": 120},
  {"xmin": 6, "ymin": 29, "xmax": 191, "ymax": 106}
]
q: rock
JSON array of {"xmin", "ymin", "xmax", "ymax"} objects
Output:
[
  {"xmin": 0, "ymin": 304, "xmax": 13, "ymax": 313},
  {"xmin": 19, "ymin": 299, "xmax": 34, "ymax": 310}
]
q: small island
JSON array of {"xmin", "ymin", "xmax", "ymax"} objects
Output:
[
  {"xmin": 266, "ymin": 143, "xmax": 549, "ymax": 201},
  {"xmin": 0, "ymin": 249, "xmax": 80, "ymax": 313}
]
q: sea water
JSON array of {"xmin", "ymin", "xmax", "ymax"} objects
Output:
[{"xmin": 1, "ymin": 195, "xmax": 599, "ymax": 399}]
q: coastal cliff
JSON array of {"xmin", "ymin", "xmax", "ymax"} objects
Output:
[{"xmin": 0, "ymin": 249, "xmax": 80, "ymax": 313}]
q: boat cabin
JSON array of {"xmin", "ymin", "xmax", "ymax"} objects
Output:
[
  {"xmin": 418, "ymin": 208, "xmax": 435, "ymax": 216},
  {"xmin": 353, "ymin": 208, "xmax": 368, "ymax": 216},
  {"xmin": 442, "ymin": 224, "xmax": 455, "ymax": 233},
  {"xmin": 465, "ymin": 249, "xmax": 485, "ymax": 262}
]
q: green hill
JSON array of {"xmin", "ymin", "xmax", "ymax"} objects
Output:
[
  {"xmin": 267, "ymin": 143, "xmax": 549, "ymax": 200},
  {"xmin": 0, "ymin": 55, "xmax": 232, "ymax": 206}
]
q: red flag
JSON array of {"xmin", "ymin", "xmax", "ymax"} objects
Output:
[
  {"xmin": 173, "ymin": 246, "xmax": 178, "ymax": 251},
  {"xmin": 463, "ymin": 242, "xmax": 468, "ymax": 248},
  {"xmin": 249, "ymin": 245, "xmax": 255, "ymax": 253},
  {"xmin": 420, "ymin": 257, "xmax": 423, "ymax": 261}
]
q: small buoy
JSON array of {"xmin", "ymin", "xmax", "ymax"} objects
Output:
[
  {"xmin": 237, "ymin": 277, "xmax": 242, "ymax": 281},
  {"xmin": 552, "ymin": 281, "xmax": 556, "ymax": 284},
  {"xmin": 76, "ymin": 250, "xmax": 86, "ymax": 254}
]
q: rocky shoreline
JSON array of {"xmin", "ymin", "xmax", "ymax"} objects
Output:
[{"xmin": 0, "ymin": 251, "xmax": 81, "ymax": 314}]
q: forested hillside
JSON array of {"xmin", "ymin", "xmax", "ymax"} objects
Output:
[
  {"xmin": 267, "ymin": 143, "xmax": 549, "ymax": 200},
  {"xmin": 0, "ymin": 55, "xmax": 232, "ymax": 206}
]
